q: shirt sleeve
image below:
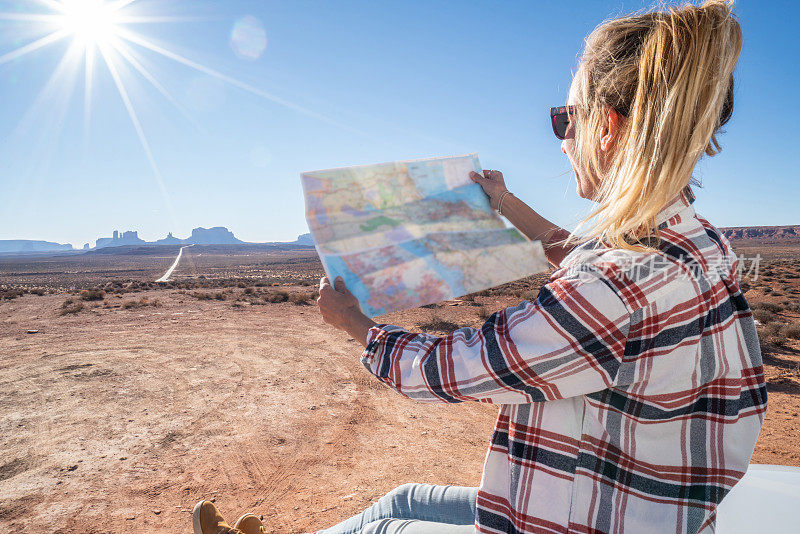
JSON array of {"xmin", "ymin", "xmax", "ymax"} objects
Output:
[{"xmin": 360, "ymin": 269, "xmax": 632, "ymax": 404}]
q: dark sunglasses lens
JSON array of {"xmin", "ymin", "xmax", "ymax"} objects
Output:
[{"xmin": 552, "ymin": 113, "xmax": 570, "ymax": 140}]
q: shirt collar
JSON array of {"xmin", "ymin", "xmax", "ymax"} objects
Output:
[{"xmin": 655, "ymin": 185, "xmax": 695, "ymax": 228}]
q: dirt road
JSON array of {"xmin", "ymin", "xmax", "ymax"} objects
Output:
[{"xmin": 156, "ymin": 245, "xmax": 193, "ymax": 283}]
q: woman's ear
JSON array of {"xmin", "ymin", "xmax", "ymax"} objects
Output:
[{"xmin": 599, "ymin": 106, "xmax": 624, "ymax": 153}]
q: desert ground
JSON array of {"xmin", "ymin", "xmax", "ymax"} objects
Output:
[{"xmin": 1, "ymin": 243, "xmax": 799, "ymax": 533}]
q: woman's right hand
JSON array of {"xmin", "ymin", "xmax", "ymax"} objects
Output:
[{"xmin": 470, "ymin": 169, "xmax": 508, "ymax": 211}]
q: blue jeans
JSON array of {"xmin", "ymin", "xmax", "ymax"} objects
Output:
[{"xmin": 315, "ymin": 483, "xmax": 479, "ymax": 534}]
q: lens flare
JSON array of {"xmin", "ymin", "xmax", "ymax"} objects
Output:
[{"xmin": 230, "ymin": 15, "xmax": 267, "ymax": 60}]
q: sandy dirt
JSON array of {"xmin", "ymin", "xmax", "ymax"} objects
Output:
[{"xmin": 0, "ymin": 291, "xmax": 498, "ymax": 533}]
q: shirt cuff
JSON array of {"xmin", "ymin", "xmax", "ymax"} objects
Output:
[{"xmin": 362, "ymin": 323, "xmax": 407, "ymax": 366}]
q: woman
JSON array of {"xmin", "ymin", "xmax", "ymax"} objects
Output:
[{"xmin": 193, "ymin": 1, "xmax": 766, "ymax": 533}]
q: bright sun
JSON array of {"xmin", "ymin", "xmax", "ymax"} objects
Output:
[
  {"xmin": 58, "ymin": 0, "xmax": 120, "ymax": 47},
  {"xmin": 0, "ymin": 0, "xmax": 335, "ymax": 223}
]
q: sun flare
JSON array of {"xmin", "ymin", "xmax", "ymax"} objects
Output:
[
  {"xmin": 58, "ymin": 0, "xmax": 121, "ymax": 48},
  {"xmin": 0, "ymin": 0, "xmax": 350, "ymax": 229}
]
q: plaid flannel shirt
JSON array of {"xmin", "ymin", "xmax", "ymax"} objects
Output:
[{"xmin": 361, "ymin": 188, "xmax": 767, "ymax": 533}]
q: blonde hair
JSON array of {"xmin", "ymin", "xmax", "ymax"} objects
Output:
[{"xmin": 564, "ymin": 0, "xmax": 742, "ymax": 252}]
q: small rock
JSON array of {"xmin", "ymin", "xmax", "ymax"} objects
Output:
[
  {"xmin": 26, "ymin": 329, "xmax": 39, "ymax": 334},
  {"xmin": 310, "ymin": 405, "xmax": 317, "ymax": 410},
  {"xmin": 67, "ymin": 465, "xmax": 78, "ymax": 471},
  {"xmin": 125, "ymin": 515, "xmax": 136, "ymax": 520},
  {"xmin": 119, "ymin": 457, "xmax": 127, "ymax": 461},
  {"xmin": 152, "ymin": 509, "xmax": 161, "ymax": 515}
]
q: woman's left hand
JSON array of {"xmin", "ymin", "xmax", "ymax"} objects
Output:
[
  {"xmin": 470, "ymin": 169, "xmax": 508, "ymax": 211},
  {"xmin": 317, "ymin": 276, "xmax": 376, "ymax": 346}
]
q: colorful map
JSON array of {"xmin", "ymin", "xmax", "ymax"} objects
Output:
[{"xmin": 301, "ymin": 154, "xmax": 548, "ymax": 317}]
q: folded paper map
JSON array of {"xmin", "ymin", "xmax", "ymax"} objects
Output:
[{"xmin": 301, "ymin": 153, "xmax": 548, "ymax": 317}]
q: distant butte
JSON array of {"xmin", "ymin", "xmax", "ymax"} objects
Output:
[
  {"xmin": 720, "ymin": 224, "xmax": 800, "ymax": 243},
  {"xmin": 91, "ymin": 227, "xmax": 310, "ymax": 249},
  {"xmin": 0, "ymin": 229, "xmax": 314, "ymax": 255}
]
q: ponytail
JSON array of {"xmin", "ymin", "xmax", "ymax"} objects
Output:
[{"xmin": 565, "ymin": 0, "xmax": 742, "ymax": 252}]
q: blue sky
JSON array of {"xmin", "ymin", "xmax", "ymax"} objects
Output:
[{"xmin": 0, "ymin": 0, "xmax": 798, "ymax": 248}]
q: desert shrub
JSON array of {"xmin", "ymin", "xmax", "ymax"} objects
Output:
[
  {"xmin": 214, "ymin": 292, "xmax": 226, "ymax": 301},
  {"xmin": 460, "ymin": 293, "xmax": 475, "ymax": 302},
  {"xmin": 59, "ymin": 298, "xmax": 84, "ymax": 315},
  {"xmin": 764, "ymin": 322, "xmax": 782, "ymax": 336},
  {"xmin": 752, "ymin": 301, "xmax": 783, "ymax": 313},
  {"xmin": 756, "ymin": 322, "xmax": 785, "ymax": 348},
  {"xmin": 783, "ymin": 324, "xmax": 800, "ymax": 340},
  {"xmin": 290, "ymin": 292, "xmax": 312, "ymax": 305},
  {"xmin": 30, "ymin": 288, "xmax": 46, "ymax": 296},
  {"xmin": 123, "ymin": 297, "xmax": 160, "ymax": 309},
  {"xmin": 787, "ymin": 303, "xmax": 800, "ymax": 313},
  {"xmin": 80, "ymin": 288, "xmax": 105, "ymax": 301},
  {"xmin": 192, "ymin": 291, "xmax": 213, "ymax": 300},
  {"xmin": 752, "ymin": 309, "xmax": 776, "ymax": 324},
  {"xmin": 477, "ymin": 305, "xmax": 493, "ymax": 321},
  {"xmin": 762, "ymin": 287, "xmax": 773, "ymax": 294},
  {"xmin": 263, "ymin": 290, "xmax": 289, "ymax": 303},
  {"xmin": 237, "ymin": 282, "xmax": 247, "ymax": 288},
  {"xmin": 244, "ymin": 287, "xmax": 255, "ymax": 295},
  {"xmin": 416, "ymin": 315, "xmax": 462, "ymax": 334},
  {"xmin": 520, "ymin": 290, "xmax": 539, "ymax": 301},
  {"xmin": 1, "ymin": 289, "xmax": 23, "ymax": 300}
]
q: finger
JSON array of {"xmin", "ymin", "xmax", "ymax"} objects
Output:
[
  {"xmin": 336, "ymin": 278, "xmax": 357, "ymax": 300},
  {"xmin": 470, "ymin": 171, "xmax": 486, "ymax": 183},
  {"xmin": 334, "ymin": 276, "xmax": 347, "ymax": 292},
  {"xmin": 319, "ymin": 276, "xmax": 330, "ymax": 290}
]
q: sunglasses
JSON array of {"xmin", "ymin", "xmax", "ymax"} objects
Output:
[
  {"xmin": 550, "ymin": 105, "xmax": 631, "ymax": 141},
  {"xmin": 550, "ymin": 105, "xmax": 576, "ymax": 141}
]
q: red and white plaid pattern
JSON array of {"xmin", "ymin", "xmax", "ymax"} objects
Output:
[{"xmin": 361, "ymin": 188, "xmax": 767, "ymax": 533}]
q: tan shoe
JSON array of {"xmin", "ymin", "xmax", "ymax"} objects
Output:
[
  {"xmin": 234, "ymin": 513, "xmax": 267, "ymax": 534},
  {"xmin": 192, "ymin": 500, "xmax": 244, "ymax": 534}
]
